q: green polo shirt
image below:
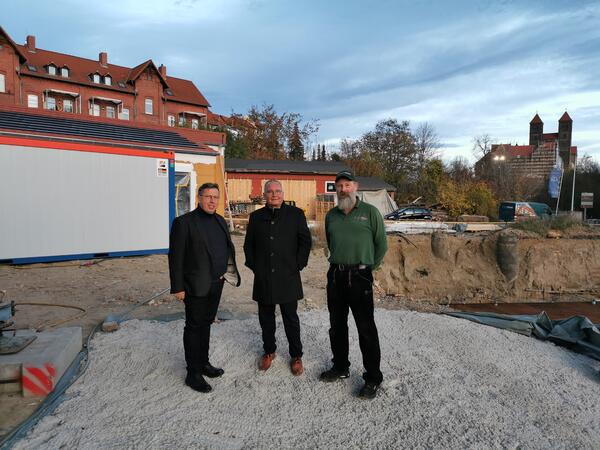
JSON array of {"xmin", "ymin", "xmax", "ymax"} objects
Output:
[{"xmin": 325, "ymin": 198, "xmax": 388, "ymax": 269}]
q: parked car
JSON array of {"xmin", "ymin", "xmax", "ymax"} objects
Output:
[
  {"xmin": 498, "ymin": 201, "xmax": 553, "ymax": 222},
  {"xmin": 385, "ymin": 207, "xmax": 433, "ymax": 220}
]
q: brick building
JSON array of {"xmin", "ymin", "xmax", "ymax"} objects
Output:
[
  {"xmin": 475, "ymin": 113, "xmax": 577, "ymax": 180},
  {"xmin": 0, "ymin": 26, "xmax": 231, "ymax": 131},
  {"xmin": 0, "ymin": 26, "xmax": 237, "ymax": 215}
]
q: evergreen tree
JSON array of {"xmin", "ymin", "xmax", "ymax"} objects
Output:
[
  {"xmin": 288, "ymin": 122, "xmax": 305, "ymax": 160},
  {"xmin": 321, "ymin": 144, "xmax": 326, "ymax": 161},
  {"xmin": 311, "ymin": 149, "xmax": 316, "ymax": 161}
]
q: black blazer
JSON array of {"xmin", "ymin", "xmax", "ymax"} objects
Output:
[
  {"xmin": 243, "ymin": 203, "xmax": 311, "ymax": 304},
  {"xmin": 169, "ymin": 207, "xmax": 240, "ymax": 297}
]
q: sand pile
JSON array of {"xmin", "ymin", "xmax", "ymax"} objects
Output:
[{"xmin": 14, "ymin": 310, "xmax": 600, "ymax": 449}]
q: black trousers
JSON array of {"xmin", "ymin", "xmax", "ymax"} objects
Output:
[
  {"xmin": 183, "ymin": 280, "xmax": 224, "ymax": 373},
  {"xmin": 326, "ymin": 266, "xmax": 383, "ymax": 384},
  {"xmin": 258, "ymin": 301, "xmax": 303, "ymax": 358}
]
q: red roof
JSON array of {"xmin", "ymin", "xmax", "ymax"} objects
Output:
[
  {"xmin": 570, "ymin": 146, "xmax": 577, "ymax": 155},
  {"xmin": 542, "ymin": 133, "xmax": 558, "ymax": 141},
  {"xmin": 15, "ymin": 45, "xmax": 209, "ymax": 107},
  {"xmin": 530, "ymin": 114, "xmax": 543, "ymax": 124},
  {"xmin": 559, "ymin": 111, "xmax": 572, "ymax": 122}
]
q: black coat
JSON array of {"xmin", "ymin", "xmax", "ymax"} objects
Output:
[
  {"xmin": 244, "ymin": 203, "xmax": 311, "ymax": 304},
  {"xmin": 169, "ymin": 207, "xmax": 240, "ymax": 297}
]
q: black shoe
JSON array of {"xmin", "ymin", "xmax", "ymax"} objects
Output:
[
  {"xmin": 185, "ymin": 373, "xmax": 212, "ymax": 393},
  {"xmin": 319, "ymin": 367, "xmax": 350, "ymax": 382},
  {"xmin": 358, "ymin": 381, "xmax": 380, "ymax": 399},
  {"xmin": 200, "ymin": 363, "xmax": 224, "ymax": 378}
]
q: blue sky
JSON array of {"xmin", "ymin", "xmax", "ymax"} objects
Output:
[{"xmin": 4, "ymin": 0, "xmax": 600, "ymax": 162}]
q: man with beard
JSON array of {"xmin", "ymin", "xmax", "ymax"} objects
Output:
[
  {"xmin": 319, "ymin": 170, "xmax": 388, "ymax": 399},
  {"xmin": 244, "ymin": 180, "xmax": 312, "ymax": 375}
]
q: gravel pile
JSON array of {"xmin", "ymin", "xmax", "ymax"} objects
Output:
[{"xmin": 14, "ymin": 310, "xmax": 600, "ymax": 449}]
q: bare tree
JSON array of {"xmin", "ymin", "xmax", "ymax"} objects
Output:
[
  {"xmin": 413, "ymin": 122, "xmax": 440, "ymax": 164},
  {"xmin": 472, "ymin": 134, "xmax": 494, "ymax": 159}
]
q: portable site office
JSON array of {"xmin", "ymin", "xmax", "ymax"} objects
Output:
[
  {"xmin": 0, "ymin": 108, "xmax": 227, "ymax": 264},
  {"xmin": 0, "ymin": 135, "xmax": 175, "ymax": 264}
]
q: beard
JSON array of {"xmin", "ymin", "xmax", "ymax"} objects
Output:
[{"xmin": 337, "ymin": 192, "xmax": 357, "ymax": 210}]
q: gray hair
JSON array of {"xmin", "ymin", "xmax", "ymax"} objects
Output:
[{"xmin": 263, "ymin": 179, "xmax": 283, "ymax": 194}]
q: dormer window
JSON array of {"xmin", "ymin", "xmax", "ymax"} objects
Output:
[
  {"xmin": 104, "ymin": 75, "xmax": 112, "ymax": 86},
  {"xmin": 61, "ymin": 67, "xmax": 69, "ymax": 78},
  {"xmin": 92, "ymin": 73, "xmax": 101, "ymax": 83},
  {"xmin": 47, "ymin": 65, "xmax": 57, "ymax": 75}
]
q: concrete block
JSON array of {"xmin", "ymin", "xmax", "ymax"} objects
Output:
[{"xmin": 0, "ymin": 327, "xmax": 82, "ymax": 397}]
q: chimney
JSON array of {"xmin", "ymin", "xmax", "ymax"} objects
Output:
[
  {"xmin": 99, "ymin": 52, "xmax": 108, "ymax": 67},
  {"xmin": 26, "ymin": 35, "xmax": 36, "ymax": 52},
  {"xmin": 159, "ymin": 64, "xmax": 167, "ymax": 78}
]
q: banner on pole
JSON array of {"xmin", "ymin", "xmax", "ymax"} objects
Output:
[{"xmin": 548, "ymin": 167, "xmax": 562, "ymax": 199}]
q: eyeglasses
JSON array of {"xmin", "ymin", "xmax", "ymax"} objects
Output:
[
  {"xmin": 265, "ymin": 190, "xmax": 283, "ymax": 195},
  {"xmin": 201, "ymin": 195, "xmax": 220, "ymax": 201}
]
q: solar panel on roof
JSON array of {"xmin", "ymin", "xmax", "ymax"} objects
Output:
[{"xmin": 0, "ymin": 110, "xmax": 199, "ymax": 150}]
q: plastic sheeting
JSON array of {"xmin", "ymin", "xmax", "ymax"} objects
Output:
[
  {"xmin": 358, "ymin": 189, "xmax": 398, "ymax": 216},
  {"xmin": 447, "ymin": 311, "xmax": 600, "ymax": 361}
]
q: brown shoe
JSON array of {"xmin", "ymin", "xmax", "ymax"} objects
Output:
[
  {"xmin": 290, "ymin": 357, "xmax": 304, "ymax": 376},
  {"xmin": 259, "ymin": 353, "xmax": 276, "ymax": 371}
]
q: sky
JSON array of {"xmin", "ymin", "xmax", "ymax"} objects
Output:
[{"xmin": 4, "ymin": 0, "xmax": 600, "ymax": 162}]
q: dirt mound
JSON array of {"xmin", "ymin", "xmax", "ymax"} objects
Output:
[{"xmin": 376, "ymin": 231, "xmax": 600, "ymax": 304}]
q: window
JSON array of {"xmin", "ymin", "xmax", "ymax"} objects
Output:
[
  {"xmin": 118, "ymin": 108, "xmax": 129, "ymax": 120},
  {"xmin": 118, "ymin": 81, "xmax": 126, "ymax": 88},
  {"xmin": 27, "ymin": 94, "xmax": 38, "ymax": 108},
  {"xmin": 61, "ymin": 67, "xmax": 69, "ymax": 78},
  {"xmin": 92, "ymin": 73, "xmax": 100, "ymax": 83},
  {"xmin": 191, "ymin": 118, "xmax": 199, "ymax": 130},
  {"xmin": 165, "ymin": 89, "xmax": 173, "ymax": 96},
  {"xmin": 144, "ymin": 98, "xmax": 153, "ymax": 115},
  {"xmin": 26, "ymin": 64, "xmax": 37, "ymax": 72},
  {"xmin": 89, "ymin": 103, "xmax": 100, "ymax": 116},
  {"xmin": 47, "ymin": 65, "xmax": 56, "ymax": 75},
  {"xmin": 168, "ymin": 115, "xmax": 175, "ymax": 127},
  {"xmin": 45, "ymin": 97, "xmax": 56, "ymax": 110},
  {"xmin": 178, "ymin": 115, "xmax": 186, "ymax": 126},
  {"xmin": 106, "ymin": 105, "xmax": 115, "ymax": 118},
  {"xmin": 63, "ymin": 99, "xmax": 73, "ymax": 113},
  {"xmin": 104, "ymin": 76, "xmax": 112, "ymax": 86},
  {"xmin": 0, "ymin": 73, "xmax": 5, "ymax": 93}
]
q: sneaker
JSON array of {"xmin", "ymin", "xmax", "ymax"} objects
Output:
[
  {"xmin": 358, "ymin": 381, "xmax": 380, "ymax": 399},
  {"xmin": 200, "ymin": 363, "xmax": 224, "ymax": 378},
  {"xmin": 259, "ymin": 352, "xmax": 276, "ymax": 371},
  {"xmin": 319, "ymin": 367, "xmax": 350, "ymax": 382},
  {"xmin": 290, "ymin": 357, "xmax": 304, "ymax": 376},
  {"xmin": 185, "ymin": 373, "xmax": 212, "ymax": 393}
]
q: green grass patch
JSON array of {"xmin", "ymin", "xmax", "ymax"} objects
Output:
[{"xmin": 509, "ymin": 215, "xmax": 580, "ymax": 235}]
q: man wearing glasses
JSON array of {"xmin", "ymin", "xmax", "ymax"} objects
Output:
[
  {"xmin": 244, "ymin": 180, "xmax": 312, "ymax": 375},
  {"xmin": 169, "ymin": 182, "xmax": 240, "ymax": 393}
]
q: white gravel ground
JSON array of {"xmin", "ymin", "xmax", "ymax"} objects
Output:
[{"xmin": 14, "ymin": 310, "xmax": 600, "ymax": 449}]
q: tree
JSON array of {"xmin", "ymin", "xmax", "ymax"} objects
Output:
[
  {"xmin": 288, "ymin": 123, "xmax": 305, "ymax": 160},
  {"xmin": 472, "ymin": 134, "xmax": 494, "ymax": 159},
  {"xmin": 446, "ymin": 156, "xmax": 473, "ymax": 184},
  {"xmin": 232, "ymin": 103, "xmax": 319, "ymax": 160},
  {"xmin": 311, "ymin": 149, "xmax": 316, "ymax": 161},
  {"xmin": 413, "ymin": 122, "xmax": 440, "ymax": 170},
  {"xmin": 224, "ymin": 129, "xmax": 248, "ymax": 159},
  {"xmin": 360, "ymin": 119, "xmax": 417, "ymax": 188},
  {"xmin": 321, "ymin": 144, "xmax": 326, "ymax": 161}
]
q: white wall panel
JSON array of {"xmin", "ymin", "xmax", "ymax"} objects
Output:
[{"xmin": 0, "ymin": 144, "xmax": 171, "ymax": 261}]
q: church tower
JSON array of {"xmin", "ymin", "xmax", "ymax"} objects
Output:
[{"xmin": 529, "ymin": 114, "xmax": 544, "ymax": 147}]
